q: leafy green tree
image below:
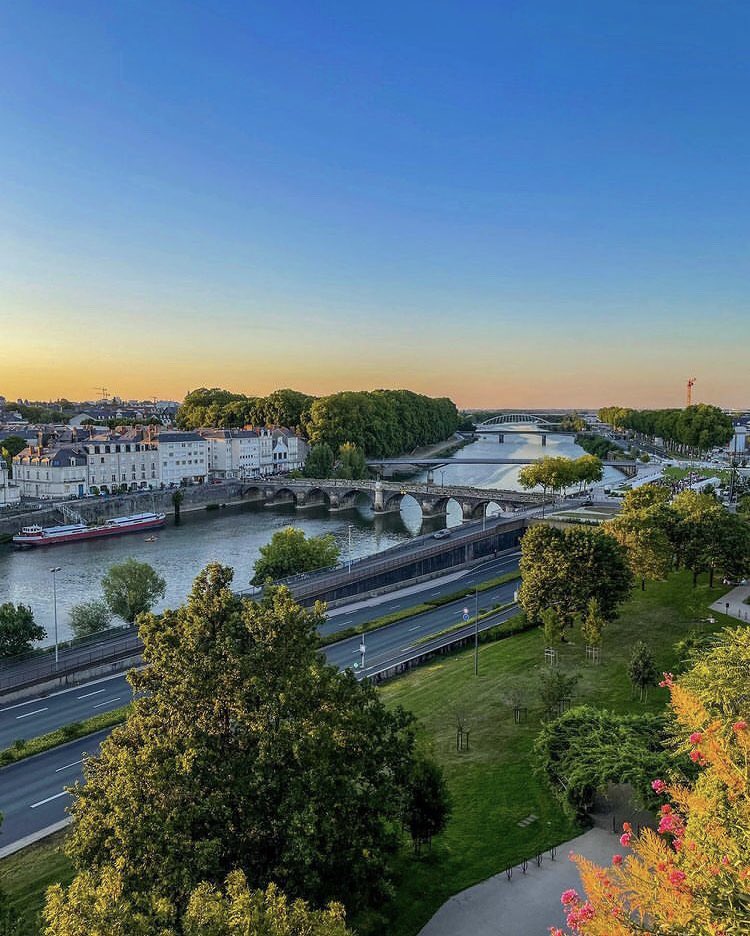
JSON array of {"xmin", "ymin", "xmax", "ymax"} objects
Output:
[
  {"xmin": 0, "ymin": 603, "xmax": 46, "ymax": 658},
  {"xmin": 680, "ymin": 625, "xmax": 750, "ymax": 717},
  {"xmin": 539, "ymin": 669, "xmax": 579, "ymax": 714},
  {"xmin": 251, "ymin": 527, "xmax": 339, "ymax": 585},
  {"xmin": 304, "ymin": 443, "xmax": 335, "ymax": 478},
  {"xmin": 0, "ymin": 435, "xmax": 27, "ymax": 476},
  {"xmin": 627, "ymin": 640, "xmax": 658, "ymax": 701},
  {"xmin": 580, "ymin": 597, "xmax": 605, "ymax": 648},
  {"xmin": 68, "ymin": 600, "xmax": 113, "ymax": 640},
  {"xmin": 606, "ymin": 508, "xmax": 673, "ymax": 590},
  {"xmin": 101, "ymin": 559, "xmax": 166, "ymax": 624},
  {"xmin": 403, "ymin": 750, "xmax": 452, "ymax": 855},
  {"xmin": 541, "ymin": 608, "xmax": 565, "ymax": 645},
  {"xmin": 519, "ymin": 525, "xmax": 633, "ymax": 633},
  {"xmin": 43, "ymin": 869, "xmax": 350, "ymax": 936},
  {"xmin": 335, "ymin": 442, "xmax": 367, "ymax": 480},
  {"xmin": 534, "ymin": 706, "xmax": 671, "ymax": 819},
  {"xmin": 63, "ymin": 566, "xmax": 416, "ymax": 912}
]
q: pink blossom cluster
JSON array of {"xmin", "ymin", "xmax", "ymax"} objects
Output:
[
  {"xmin": 619, "ymin": 821, "xmax": 633, "ymax": 848},
  {"xmin": 558, "ymin": 888, "xmax": 595, "ymax": 932},
  {"xmin": 658, "ymin": 672, "xmax": 674, "ymax": 689},
  {"xmin": 651, "ymin": 778, "xmax": 667, "ymax": 794}
]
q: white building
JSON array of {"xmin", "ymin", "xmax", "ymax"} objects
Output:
[
  {"xmin": 271, "ymin": 428, "xmax": 307, "ymax": 473},
  {"xmin": 157, "ymin": 431, "xmax": 208, "ymax": 486},
  {"xmin": 80, "ymin": 429, "xmax": 160, "ymax": 493},
  {"xmin": 13, "ymin": 443, "xmax": 90, "ymax": 499},
  {"xmin": 200, "ymin": 428, "xmax": 273, "ymax": 479},
  {"xmin": 0, "ymin": 461, "xmax": 21, "ymax": 506}
]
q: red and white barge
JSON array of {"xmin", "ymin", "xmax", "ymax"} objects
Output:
[{"xmin": 13, "ymin": 512, "xmax": 166, "ymax": 548}]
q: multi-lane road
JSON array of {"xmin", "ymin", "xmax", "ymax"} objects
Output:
[{"xmin": 0, "ymin": 554, "xmax": 520, "ymax": 852}]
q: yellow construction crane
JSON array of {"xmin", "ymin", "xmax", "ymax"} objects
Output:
[
  {"xmin": 92, "ymin": 386, "xmax": 109, "ymax": 403},
  {"xmin": 686, "ymin": 377, "xmax": 696, "ymax": 407}
]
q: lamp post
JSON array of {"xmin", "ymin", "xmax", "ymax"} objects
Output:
[
  {"xmin": 50, "ymin": 566, "xmax": 61, "ymax": 670},
  {"xmin": 347, "ymin": 524, "xmax": 353, "ymax": 573}
]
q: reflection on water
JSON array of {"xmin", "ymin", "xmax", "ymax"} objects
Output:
[{"xmin": 0, "ymin": 431, "xmax": 621, "ymax": 645}]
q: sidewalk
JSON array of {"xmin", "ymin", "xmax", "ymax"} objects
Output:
[
  {"xmin": 418, "ymin": 828, "xmax": 627, "ymax": 936},
  {"xmin": 711, "ymin": 584, "xmax": 750, "ymax": 623}
]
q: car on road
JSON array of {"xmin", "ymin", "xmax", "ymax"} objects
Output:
[{"xmin": 432, "ymin": 528, "xmax": 451, "ymax": 539}]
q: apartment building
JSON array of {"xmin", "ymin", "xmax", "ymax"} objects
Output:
[
  {"xmin": 0, "ymin": 461, "xmax": 21, "ymax": 506},
  {"xmin": 157, "ymin": 431, "xmax": 208, "ymax": 486}
]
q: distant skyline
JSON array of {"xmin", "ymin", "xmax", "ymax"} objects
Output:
[{"xmin": 3, "ymin": 2, "xmax": 749, "ymax": 409}]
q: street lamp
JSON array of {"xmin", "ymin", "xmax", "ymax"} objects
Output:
[
  {"xmin": 50, "ymin": 566, "xmax": 61, "ymax": 670},
  {"xmin": 348, "ymin": 524, "xmax": 354, "ymax": 573}
]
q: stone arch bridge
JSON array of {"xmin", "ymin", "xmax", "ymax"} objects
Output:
[{"xmin": 239, "ymin": 477, "xmax": 546, "ymax": 520}]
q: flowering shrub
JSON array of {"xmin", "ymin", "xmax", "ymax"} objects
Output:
[{"xmin": 549, "ymin": 670, "xmax": 750, "ymax": 935}]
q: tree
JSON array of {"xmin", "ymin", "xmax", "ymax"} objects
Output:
[
  {"xmin": 403, "ymin": 750, "xmax": 452, "ymax": 855},
  {"xmin": 541, "ymin": 608, "xmax": 565, "ymax": 645},
  {"xmin": 534, "ymin": 706, "xmax": 671, "ymax": 819},
  {"xmin": 580, "ymin": 598, "xmax": 605, "ymax": 648},
  {"xmin": 335, "ymin": 442, "xmax": 367, "ymax": 480},
  {"xmin": 551, "ymin": 649, "xmax": 750, "ymax": 936},
  {"xmin": 62, "ymin": 566, "xmax": 417, "ymax": 914},
  {"xmin": 304, "ymin": 443, "xmax": 335, "ymax": 478},
  {"xmin": 606, "ymin": 511, "xmax": 673, "ymax": 590},
  {"xmin": 539, "ymin": 669, "xmax": 579, "ymax": 715},
  {"xmin": 0, "ymin": 435, "xmax": 27, "ymax": 476},
  {"xmin": 101, "ymin": 559, "xmax": 166, "ymax": 624},
  {"xmin": 0, "ymin": 603, "xmax": 46, "ymax": 658},
  {"xmin": 68, "ymin": 600, "xmax": 113, "ymax": 640},
  {"xmin": 519, "ymin": 525, "xmax": 633, "ymax": 633},
  {"xmin": 251, "ymin": 527, "xmax": 340, "ymax": 585},
  {"xmin": 44, "ymin": 870, "xmax": 351, "ymax": 935},
  {"xmin": 627, "ymin": 641, "xmax": 657, "ymax": 702}
]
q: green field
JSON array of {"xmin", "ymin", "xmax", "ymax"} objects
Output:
[{"xmin": 0, "ymin": 572, "xmax": 734, "ymax": 936}]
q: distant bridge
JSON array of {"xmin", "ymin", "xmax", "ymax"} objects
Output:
[
  {"xmin": 476, "ymin": 413, "xmax": 560, "ymax": 427},
  {"xmin": 239, "ymin": 477, "xmax": 547, "ymax": 520},
  {"xmin": 365, "ymin": 457, "xmax": 638, "ymax": 478}
]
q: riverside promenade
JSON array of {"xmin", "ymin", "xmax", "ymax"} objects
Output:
[
  {"xmin": 418, "ymin": 828, "xmax": 627, "ymax": 936},
  {"xmin": 711, "ymin": 583, "xmax": 750, "ymax": 623}
]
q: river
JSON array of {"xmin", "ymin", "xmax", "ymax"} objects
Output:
[{"xmin": 0, "ymin": 431, "xmax": 623, "ymax": 644}]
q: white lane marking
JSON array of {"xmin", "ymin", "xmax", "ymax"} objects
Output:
[
  {"xmin": 400, "ymin": 646, "xmax": 415, "ymax": 652},
  {"xmin": 408, "ymin": 625, "xmax": 419, "ymax": 631},
  {"xmin": 0, "ymin": 670, "xmax": 137, "ymax": 713},
  {"xmin": 30, "ymin": 790, "xmax": 68, "ymax": 809},
  {"xmin": 55, "ymin": 760, "xmax": 82, "ymax": 773},
  {"xmin": 93, "ymin": 697, "xmax": 121, "ymax": 708},
  {"xmin": 16, "ymin": 708, "xmax": 48, "ymax": 720},
  {"xmin": 77, "ymin": 689, "xmax": 106, "ymax": 699}
]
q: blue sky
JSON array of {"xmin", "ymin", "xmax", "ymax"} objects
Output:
[{"xmin": 2, "ymin": 1, "xmax": 748, "ymax": 407}]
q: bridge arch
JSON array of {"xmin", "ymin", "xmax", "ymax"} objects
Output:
[
  {"xmin": 477, "ymin": 413, "xmax": 554, "ymax": 427},
  {"xmin": 334, "ymin": 489, "xmax": 374, "ymax": 511},
  {"xmin": 297, "ymin": 487, "xmax": 331, "ymax": 508},
  {"xmin": 265, "ymin": 486, "xmax": 298, "ymax": 507}
]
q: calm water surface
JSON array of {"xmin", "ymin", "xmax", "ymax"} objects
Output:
[{"xmin": 0, "ymin": 432, "xmax": 623, "ymax": 644}]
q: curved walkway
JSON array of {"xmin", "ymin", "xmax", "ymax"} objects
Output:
[
  {"xmin": 710, "ymin": 583, "xmax": 750, "ymax": 623},
  {"xmin": 418, "ymin": 828, "xmax": 626, "ymax": 936}
]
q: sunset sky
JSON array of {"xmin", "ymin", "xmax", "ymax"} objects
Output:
[{"xmin": 2, "ymin": 2, "xmax": 748, "ymax": 409}]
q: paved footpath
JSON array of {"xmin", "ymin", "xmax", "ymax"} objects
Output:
[
  {"xmin": 418, "ymin": 828, "xmax": 626, "ymax": 936},
  {"xmin": 711, "ymin": 583, "xmax": 750, "ymax": 624}
]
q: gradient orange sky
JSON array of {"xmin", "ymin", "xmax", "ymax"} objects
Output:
[{"xmin": 3, "ymin": 3, "xmax": 749, "ymax": 411}]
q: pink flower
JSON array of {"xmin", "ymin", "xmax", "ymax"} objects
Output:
[
  {"xmin": 689, "ymin": 731, "xmax": 703, "ymax": 745},
  {"xmin": 659, "ymin": 672, "xmax": 674, "ymax": 688},
  {"xmin": 669, "ymin": 869, "xmax": 686, "ymax": 886},
  {"xmin": 651, "ymin": 778, "xmax": 667, "ymax": 793},
  {"xmin": 733, "ymin": 721, "xmax": 747, "ymax": 732},
  {"xmin": 561, "ymin": 888, "xmax": 579, "ymax": 906},
  {"xmin": 689, "ymin": 749, "xmax": 702, "ymax": 763},
  {"xmin": 549, "ymin": 930, "xmax": 565, "ymax": 936},
  {"xmin": 612, "ymin": 854, "xmax": 623, "ymax": 866},
  {"xmin": 620, "ymin": 832, "xmax": 632, "ymax": 847}
]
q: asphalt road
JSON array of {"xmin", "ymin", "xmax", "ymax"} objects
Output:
[
  {"xmin": 0, "ymin": 553, "xmax": 520, "ymax": 748},
  {"xmin": 0, "ymin": 571, "xmax": 521, "ymax": 850}
]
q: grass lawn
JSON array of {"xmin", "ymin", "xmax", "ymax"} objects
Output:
[
  {"xmin": 1, "ymin": 572, "xmax": 735, "ymax": 936},
  {"xmin": 0, "ymin": 832, "xmax": 73, "ymax": 932},
  {"xmin": 355, "ymin": 571, "xmax": 734, "ymax": 936}
]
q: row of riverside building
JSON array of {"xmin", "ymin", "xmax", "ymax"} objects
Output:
[{"xmin": 10, "ymin": 426, "xmax": 308, "ymax": 500}]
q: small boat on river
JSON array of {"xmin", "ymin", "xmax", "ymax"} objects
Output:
[{"xmin": 13, "ymin": 512, "xmax": 166, "ymax": 548}]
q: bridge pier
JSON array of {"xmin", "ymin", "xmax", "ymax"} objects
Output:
[
  {"xmin": 426, "ymin": 468, "xmax": 434, "ymax": 484},
  {"xmin": 497, "ymin": 433, "xmax": 504, "ymax": 443},
  {"xmin": 541, "ymin": 434, "xmax": 547, "ymax": 447},
  {"xmin": 461, "ymin": 501, "xmax": 483, "ymax": 521},
  {"xmin": 420, "ymin": 498, "xmax": 448, "ymax": 518}
]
